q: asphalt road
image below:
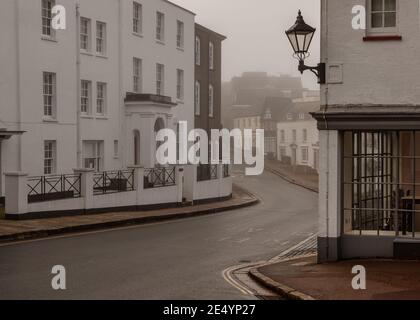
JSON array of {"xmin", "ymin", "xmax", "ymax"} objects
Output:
[{"xmin": 0, "ymin": 168, "xmax": 318, "ymax": 300}]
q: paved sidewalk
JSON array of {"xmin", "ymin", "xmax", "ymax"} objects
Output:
[
  {"xmin": 0, "ymin": 185, "xmax": 258, "ymax": 243},
  {"xmin": 253, "ymin": 255, "xmax": 420, "ymax": 300},
  {"xmin": 265, "ymin": 160, "xmax": 318, "ymax": 193}
]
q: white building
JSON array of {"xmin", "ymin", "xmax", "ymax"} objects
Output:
[
  {"xmin": 311, "ymin": 0, "xmax": 420, "ymax": 261},
  {"xmin": 277, "ymin": 99, "xmax": 319, "ymax": 171},
  {"xmin": 0, "ymin": 0, "xmax": 195, "ymax": 197}
]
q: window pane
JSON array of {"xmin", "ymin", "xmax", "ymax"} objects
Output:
[
  {"xmin": 384, "ymin": 12, "xmax": 396, "ymax": 27},
  {"xmin": 384, "ymin": 0, "xmax": 396, "ymax": 11},
  {"xmin": 371, "ymin": 13, "xmax": 383, "ymax": 28},
  {"xmin": 372, "ymin": 0, "xmax": 383, "ymax": 12}
]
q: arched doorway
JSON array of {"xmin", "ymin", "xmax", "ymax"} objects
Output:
[
  {"xmin": 154, "ymin": 118, "xmax": 165, "ymax": 166},
  {"xmin": 133, "ymin": 130, "xmax": 140, "ymax": 165}
]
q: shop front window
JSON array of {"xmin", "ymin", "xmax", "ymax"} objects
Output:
[{"xmin": 343, "ymin": 131, "xmax": 420, "ymax": 238}]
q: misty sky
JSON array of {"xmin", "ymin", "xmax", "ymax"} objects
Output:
[{"xmin": 172, "ymin": 0, "xmax": 320, "ymax": 89}]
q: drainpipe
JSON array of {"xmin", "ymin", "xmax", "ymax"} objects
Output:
[
  {"xmin": 76, "ymin": 3, "xmax": 82, "ymax": 168},
  {"xmin": 321, "ymin": 0, "xmax": 330, "ymax": 260},
  {"xmin": 15, "ymin": 0, "xmax": 22, "ymax": 171}
]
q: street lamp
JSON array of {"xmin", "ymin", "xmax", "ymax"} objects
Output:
[{"xmin": 285, "ymin": 10, "xmax": 325, "ymax": 84}]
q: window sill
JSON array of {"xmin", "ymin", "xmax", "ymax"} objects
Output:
[
  {"xmin": 132, "ymin": 32, "xmax": 144, "ymax": 38},
  {"xmin": 42, "ymin": 117, "xmax": 58, "ymax": 123},
  {"xmin": 95, "ymin": 115, "xmax": 108, "ymax": 120},
  {"xmin": 177, "ymin": 47, "xmax": 184, "ymax": 52},
  {"xmin": 176, "ymin": 99, "xmax": 184, "ymax": 104},
  {"xmin": 80, "ymin": 115, "xmax": 94, "ymax": 119},
  {"xmin": 41, "ymin": 36, "xmax": 58, "ymax": 43},
  {"xmin": 96, "ymin": 54, "xmax": 108, "ymax": 59},
  {"xmin": 156, "ymin": 40, "xmax": 165, "ymax": 45},
  {"xmin": 363, "ymin": 35, "xmax": 402, "ymax": 41},
  {"xmin": 80, "ymin": 51, "xmax": 94, "ymax": 56}
]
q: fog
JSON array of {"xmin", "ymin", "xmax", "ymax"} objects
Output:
[{"xmin": 171, "ymin": 0, "xmax": 320, "ymax": 89}]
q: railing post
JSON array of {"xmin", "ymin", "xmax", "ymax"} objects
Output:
[
  {"xmin": 4, "ymin": 172, "xmax": 28, "ymax": 219},
  {"xmin": 73, "ymin": 168, "xmax": 94, "ymax": 211},
  {"xmin": 176, "ymin": 166, "xmax": 184, "ymax": 204},
  {"xmin": 217, "ymin": 163, "xmax": 223, "ymax": 197},
  {"xmin": 128, "ymin": 166, "xmax": 144, "ymax": 206},
  {"xmin": 182, "ymin": 164, "xmax": 197, "ymax": 202}
]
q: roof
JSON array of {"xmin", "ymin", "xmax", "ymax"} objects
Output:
[
  {"xmin": 262, "ymin": 97, "xmax": 294, "ymax": 119},
  {"xmin": 230, "ymin": 97, "xmax": 294, "ymax": 120},
  {"xmin": 164, "ymin": 0, "xmax": 196, "ymax": 16},
  {"xmin": 195, "ymin": 23, "xmax": 227, "ymax": 40}
]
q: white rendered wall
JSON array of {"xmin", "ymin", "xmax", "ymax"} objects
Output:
[
  {"xmin": 276, "ymin": 119, "xmax": 319, "ymax": 169},
  {"xmin": 0, "ymin": 0, "xmax": 195, "ymax": 196},
  {"xmin": 321, "ymin": 0, "xmax": 420, "ymax": 107}
]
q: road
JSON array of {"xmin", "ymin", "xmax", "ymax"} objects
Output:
[{"xmin": 0, "ymin": 168, "xmax": 318, "ymax": 300}]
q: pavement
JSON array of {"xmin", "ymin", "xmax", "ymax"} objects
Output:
[
  {"xmin": 253, "ymin": 248, "xmax": 420, "ymax": 300},
  {"xmin": 264, "ymin": 160, "xmax": 319, "ymax": 193},
  {"xmin": 0, "ymin": 168, "xmax": 318, "ymax": 299},
  {"xmin": 0, "ymin": 184, "xmax": 258, "ymax": 243}
]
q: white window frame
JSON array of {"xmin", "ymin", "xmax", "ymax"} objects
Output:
[
  {"xmin": 42, "ymin": 0, "xmax": 55, "ymax": 38},
  {"xmin": 156, "ymin": 63, "xmax": 165, "ymax": 95},
  {"xmin": 303, "ymin": 129, "xmax": 308, "ymax": 142},
  {"xmin": 195, "ymin": 81, "xmax": 201, "ymax": 116},
  {"xmin": 177, "ymin": 20, "xmax": 184, "ymax": 48},
  {"xmin": 280, "ymin": 130, "xmax": 285, "ymax": 143},
  {"xmin": 114, "ymin": 140, "xmax": 119, "ymax": 158},
  {"xmin": 43, "ymin": 72, "xmax": 56, "ymax": 118},
  {"xmin": 367, "ymin": 0, "xmax": 398, "ymax": 34},
  {"xmin": 301, "ymin": 147, "xmax": 309, "ymax": 163},
  {"xmin": 156, "ymin": 11, "xmax": 165, "ymax": 42},
  {"xmin": 195, "ymin": 36, "xmax": 201, "ymax": 65},
  {"xmin": 96, "ymin": 21, "xmax": 106, "ymax": 55},
  {"xmin": 80, "ymin": 17, "xmax": 91, "ymax": 52},
  {"xmin": 44, "ymin": 140, "xmax": 56, "ymax": 175},
  {"xmin": 292, "ymin": 129, "xmax": 297, "ymax": 142},
  {"xmin": 133, "ymin": 57, "xmax": 142, "ymax": 93},
  {"xmin": 83, "ymin": 141, "xmax": 103, "ymax": 172},
  {"xmin": 209, "ymin": 84, "xmax": 214, "ymax": 118},
  {"xmin": 177, "ymin": 69, "xmax": 184, "ymax": 101},
  {"xmin": 133, "ymin": 2, "xmax": 142, "ymax": 35},
  {"xmin": 96, "ymin": 82, "xmax": 106, "ymax": 115},
  {"xmin": 209, "ymin": 41, "xmax": 214, "ymax": 70},
  {"xmin": 81, "ymin": 80, "xmax": 91, "ymax": 114}
]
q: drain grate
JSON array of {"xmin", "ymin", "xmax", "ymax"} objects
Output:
[{"xmin": 278, "ymin": 235, "xmax": 317, "ymax": 259}]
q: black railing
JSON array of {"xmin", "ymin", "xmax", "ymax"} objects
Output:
[
  {"xmin": 93, "ymin": 170, "xmax": 135, "ymax": 195},
  {"xmin": 223, "ymin": 164, "xmax": 230, "ymax": 178},
  {"xmin": 144, "ymin": 167, "xmax": 176, "ymax": 189},
  {"xmin": 197, "ymin": 164, "xmax": 218, "ymax": 182},
  {"xmin": 27, "ymin": 174, "xmax": 82, "ymax": 203}
]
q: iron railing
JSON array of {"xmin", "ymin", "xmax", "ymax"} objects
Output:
[
  {"xmin": 27, "ymin": 174, "xmax": 82, "ymax": 203},
  {"xmin": 223, "ymin": 164, "xmax": 230, "ymax": 178},
  {"xmin": 197, "ymin": 164, "xmax": 218, "ymax": 182},
  {"xmin": 93, "ymin": 170, "xmax": 135, "ymax": 195},
  {"xmin": 144, "ymin": 167, "xmax": 176, "ymax": 189}
]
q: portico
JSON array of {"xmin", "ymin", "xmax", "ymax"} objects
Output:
[
  {"xmin": 124, "ymin": 93, "xmax": 177, "ymax": 168},
  {"xmin": 0, "ymin": 127, "xmax": 25, "ymax": 199}
]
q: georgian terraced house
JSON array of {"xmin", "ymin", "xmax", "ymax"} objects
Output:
[
  {"xmin": 0, "ymin": 0, "xmax": 232, "ymax": 218},
  {"xmin": 312, "ymin": 0, "xmax": 420, "ymax": 261}
]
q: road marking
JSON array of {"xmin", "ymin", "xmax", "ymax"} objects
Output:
[
  {"xmin": 222, "ymin": 264, "xmax": 259, "ymax": 296},
  {"xmin": 222, "ymin": 233, "xmax": 318, "ymax": 297}
]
